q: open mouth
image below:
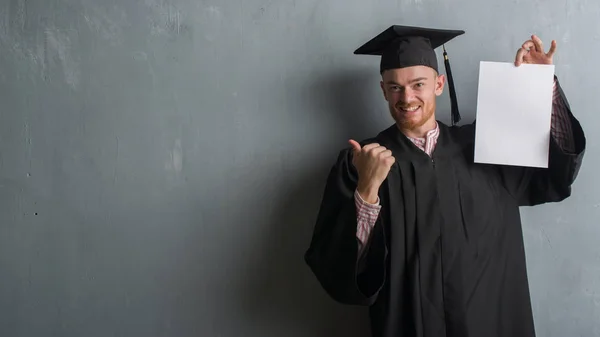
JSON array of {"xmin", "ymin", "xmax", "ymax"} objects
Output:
[{"xmin": 398, "ymin": 106, "xmax": 421, "ymax": 114}]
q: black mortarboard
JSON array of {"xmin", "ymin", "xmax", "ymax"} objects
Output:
[{"xmin": 354, "ymin": 25, "xmax": 465, "ymax": 125}]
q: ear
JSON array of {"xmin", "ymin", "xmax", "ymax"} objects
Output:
[{"xmin": 435, "ymin": 74, "xmax": 446, "ymax": 97}]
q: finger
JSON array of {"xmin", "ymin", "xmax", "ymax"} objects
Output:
[
  {"xmin": 379, "ymin": 150, "xmax": 393, "ymax": 158},
  {"xmin": 385, "ymin": 156, "xmax": 396, "ymax": 166},
  {"xmin": 348, "ymin": 139, "xmax": 362, "ymax": 152},
  {"xmin": 367, "ymin": 146, "xmax": 388, "ymax": 156},
  {"xmin": 547, "ymin": 40, "xmax": 557, "ymax": 58},
  {"xmin": 532, "ymin": 35, "xmax": 544, "ymax": 52},
  {"xmin": 362, "ymin": 143, "xmax": 380, "ymax": 152},
  {"xmin": 522, "ymin": 40, "xmax": 535, "ymax": 51},
  {"xmin": 515, "ymin": 47, "xmax": 527, "ymax": 66}
]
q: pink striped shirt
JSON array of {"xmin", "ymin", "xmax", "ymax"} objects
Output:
[{"xmin": 355, "ymin": 77, "xmax": 575, "ymax": 251}]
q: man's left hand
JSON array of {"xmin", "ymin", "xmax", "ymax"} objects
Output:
[{"xmin": 515, "ymin": 35, "xmax": 557, "ymax": 66}]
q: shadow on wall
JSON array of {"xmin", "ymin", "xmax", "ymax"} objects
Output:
[
  {"xmin": 310, "ymin": 68, "xmax": 390, "ymax": 142},
  {"xmin": 233, "ymin": 70, "xmax": 384, "ymax": 337},
  {"xmin": 237, "ymin": 168, "xmax": 371, "ymax": 337}
]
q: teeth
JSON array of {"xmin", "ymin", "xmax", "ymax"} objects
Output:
[{"xmin": 401, "ymin": 106, "xmax": 420, "ymax": 112}]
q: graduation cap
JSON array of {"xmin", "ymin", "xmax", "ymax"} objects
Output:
[{"xmin": 354, "ymin": 25, "xmax": 465, "ymax": 125}]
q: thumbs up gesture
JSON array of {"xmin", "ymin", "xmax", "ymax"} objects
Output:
[{"xmin": 348, "ymin": 140, "xmax": 396, "ymax": 204}]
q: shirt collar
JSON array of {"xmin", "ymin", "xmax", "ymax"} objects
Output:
[{"xmin": 406, "ymin": 122, "xmax": 439, "ymax": 142}]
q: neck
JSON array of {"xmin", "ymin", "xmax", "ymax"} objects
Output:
[{"xmin": 398, "ymin": 119, "xmax": 437, "ymax": 139}]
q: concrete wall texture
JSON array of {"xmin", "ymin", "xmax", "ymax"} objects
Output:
[{"xmin": 0, "ymin": 0, "xmax": 598, "ymax": 336}]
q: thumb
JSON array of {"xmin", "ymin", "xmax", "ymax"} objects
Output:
[{"xmin": 348, "ymin": 139, "xmax": 361, "ymax": 153}]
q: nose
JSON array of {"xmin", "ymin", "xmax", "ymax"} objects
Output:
[{"xmin": 399, "ymin": 87, "xmax": 415, "ymax": 103}]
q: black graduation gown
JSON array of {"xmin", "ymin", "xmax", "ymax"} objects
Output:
[{"xmin": 304, "ymin": 84, "xmax": 586, "ymax": 337}]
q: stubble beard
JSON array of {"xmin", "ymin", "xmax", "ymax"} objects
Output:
[{"xmin": 391, "ymin": 103, "xmax": 435, "ymax": 131}]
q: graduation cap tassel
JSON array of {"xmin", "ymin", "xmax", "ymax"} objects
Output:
[{"xmin": 443, "ymin": 45, "xmax": 461, "ymax": 126}]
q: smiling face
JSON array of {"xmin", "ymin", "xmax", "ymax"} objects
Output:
[{"xmin": 380, "ymin": 65, "xmax": 445, "ymax": 137}]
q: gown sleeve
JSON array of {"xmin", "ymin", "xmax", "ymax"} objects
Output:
[
  {"xmin": 304, "ymin": 148, "xmax": 387, "ymax": 306},
  {"xmin": 495, "ymin": 77, "xmax": 586, "ymax": 206}
]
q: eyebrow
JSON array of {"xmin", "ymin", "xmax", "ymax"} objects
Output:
[{"xmin": 385, "ymin": 77, "xmax": 428, "ymax": 85}]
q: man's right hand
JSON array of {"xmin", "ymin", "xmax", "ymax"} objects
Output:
[{"xmin": 349, "ymin": 139, "xmax": 395, "ymax": 204}]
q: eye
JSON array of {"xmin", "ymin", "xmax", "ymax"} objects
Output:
[{"xmin": 415, "ymin": 82, "xmax": 425, "ymax": 88}]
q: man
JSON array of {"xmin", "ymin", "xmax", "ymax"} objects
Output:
[{"xmin": 304, "ymin": 25, "xmax": 586, "ymax": 337}]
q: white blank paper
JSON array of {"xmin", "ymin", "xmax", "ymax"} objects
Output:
[{"xmin": 474, "ymin": 61, "xmax": 555, "ymax": 168}]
